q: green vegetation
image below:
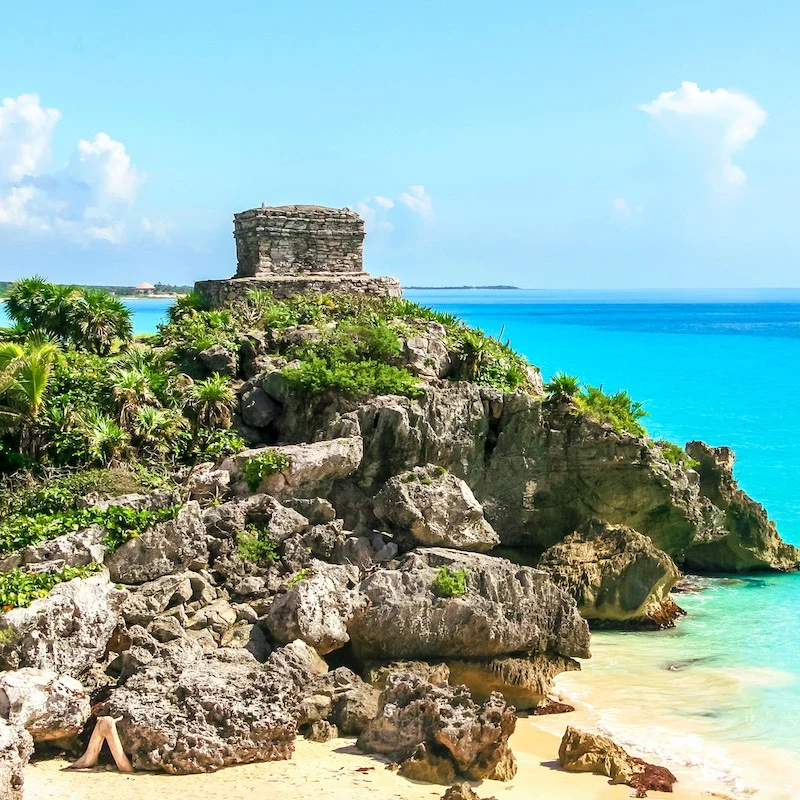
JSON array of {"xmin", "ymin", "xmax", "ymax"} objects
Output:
[
  {"xmin": 544, "ymin": 372, "xmax": 581, "ymax": 403},
  {"xmin": 240, "ymin": 451, "xmax": 290, "ymax": 492},
  {"xmin": 576, "ymin": 386, "xmax": 649, "ymax": 437},
  {"xmin": 657, "ymin": 440, "xmax": 700, "ymax": 470},
  {"xmin": 432, "ymin": 566, "xmax": 468, "ymax": 598},
  {"xmin": 0, "ymin": 563, "xmax": 103, "ymax": 610},
  {"xmin": 237, "ymin": 525, "xmax": 279, "ymax": 564},
  {"xmin": 287, "ymin": 568, "xmax": 310, "ymax": 587}
]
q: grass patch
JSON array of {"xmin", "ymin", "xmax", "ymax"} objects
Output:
[
  {"xmin": 432, "ymin": 566, "xmax": 468, "ymax": 598},
  {"xmin": 237, "ymin": 525, "xmax": 279, "ymax": 564}
]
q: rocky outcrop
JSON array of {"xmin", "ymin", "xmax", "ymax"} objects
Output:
[
  {"xmin": 558, "ymin": 726, "xmax": 677, "ymax": 795},
  {"xmin": 358, "ymin": 672, "xmax": 516, "ymax": 782},
  {"xmin": 221, "ymin": 438, "xmax": 363, "ymax": 499},
  {"xmin": 106, "ymin": 502, "xmax": 208, "ymax": 585},
  {"xmin": 348, "ymin": 548, "xmax": 590, "ymax": 661},
  {"xmin": 683, "ymin": 441, "xmax": 800, "ymax": 571},
  {"xmin": 539, "ymin": 522, "xmax": 683, "ymax": 628},
  {"xmin": 445, "ymin": 655, "xmax": 579, "ymax": 710},
  {"xmin": 0, "ymin": 668, "xmax": 90, "ymax": 743},
  {"xmin": 441, "ymin": 783, "xmax": 497, "ymax": 800},
  {"xmin": 0, "ymin": 526, "xmax": 106, "ymax": 572},
  {"xmin": 0, "ymin": 719, "xmax": 32, "ymax": 800},
  {"xmin": 104, "ymin": 647, "xmax": 300, "ymax": 773},
  {"xmin": 266, "ymin": 561, "xmax": 365, "ymax": 654},
  {"xmin": 298, "ymin": 667, "xmax": 379, "ymax": 736},
  {"xmin": 373, "ymin": 465, "xmax": 499, "ymax": 552},
  {"xmin": 0, "ymin": 572, "xmax": 126, "ymax": 676},
  {"xmin": 198, "ymin": 343, "xmax": 237, "ymax": 376}
]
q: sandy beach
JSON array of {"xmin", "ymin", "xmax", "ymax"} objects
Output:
[{"xmin": 23, "ymin": 719, "xmax": 713, "ymax": 800}]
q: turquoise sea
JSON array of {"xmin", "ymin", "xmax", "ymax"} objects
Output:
[{"xmin": 4, "ymin": 289, "xmax": 799, "ymax": 795}]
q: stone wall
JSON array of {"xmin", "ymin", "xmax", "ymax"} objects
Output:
[
  {"xmin": 234, "ymin": 205, "xmax": 364, "ymax": 278},
  {"xmin": 196, "ymin": 274, "xmax": 402, "ymax": 306}
]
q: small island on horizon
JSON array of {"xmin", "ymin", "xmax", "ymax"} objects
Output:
[{"xmin": 405, "ymin": 284, "xmax": 522, "ymax": 290}]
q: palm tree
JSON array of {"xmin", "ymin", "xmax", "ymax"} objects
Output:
[
  {"xmin": 76, "ymin": 289, "xmax": 133, "ymax": 355},
  {"xmin": 545, "ymin": 372, "xmax": 581, "ymax": 404},
  {"xmin": 111, "ymin": 368, "xmax": 160, "ymax": 429},
  {"xmin": 3, "ymin": 276, "xmax": 52, "ymax": 326},
  {"xmin": 457, "ymin": 331, "xmax": 490, "ymax": 381},
  {"xmin": 187, "ymin": 374, "xmax": 235, "ymax": 431},
  {"xmin": 81, "ymin": 409, "xmax": 129, "ymax": 466},
  {"xmin": 0, "ymin": 336, "xmax": 60, "ymax": 456},
  {"xmin": 4, "ymin": 278, "xmax": 82, "ymax": 343}
]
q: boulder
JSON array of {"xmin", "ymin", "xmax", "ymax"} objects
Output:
[
  {"xmin": 683, "ymin": 441, "xmax": 800, "ymax": 571},
  {"xmin": 0, "ymin": 668, "xmax": 90, "ymax": 743},
  {"xmin": 358, "ymin": 672, "xmax": 516, "ymax": 781},
  {"xmin": 347, "ymin": 548, "xmax": 590, "ymax": 661},
  {"xmin": 364, "ymin": 660, "xmax": 450, "ymax": 689},
  {"xmin": 401, "ymin": 325, "xmax": 452, "ymax": 379},
  {"xmin": 0, "ymin": 719, "xmax": 32, "ymax": 800},
  {"xmin": 373, "ymin": 465, "xmax": 499, "ymax": 552},
  {"xmin": 104, "ymin": 648, "xmax": 300, "ymax": 773},
  {"xmin": 106, "ymin": 502, "xmax": 208, "ymax": 585},
  {"xmin": 121, "ymin": 573, "xmax": 194, "ymax": 627},
  {"xmin": 241, "ymin": 387, "xmax": 281, "ymax": 428},
  {"xmin": 184, "ymin": 463, "xmax": 231, "ymax": 500},
  {"xmin": 0, "ymin": 571, "xmax": 126, "ymax": 676},
  {"xmin": 199, "ymin": 343, "xmax": 237, "ymax": 376},
  {"xmin": 266, "ymin": 562, "xmax": 364, "ymax": 655},
  {"xmin": 0, "ymin": 526, "xmax": 106, "ymax": 572},
  {"xmin": 441, "ymin": 782, "xmax": 497, "ymax": 800},
  {"xmin": 80, "ymin": 489, "xmax": 181, "ymax": 512},
  {"xmin": 538, "ymin": 522, "xmax": 683, "ymax": 628},
  {"xmin": 445, "ymin": 655, "xmax": 579, "ymax": 710},
  {"xmin": 558, "ymin": 726, "xmax": 677, "ymax": 794},
  {"xmin": 222, "ymin": 438, "xmax": 363, "ymax": 499},
  {"xmin": 301, "ymin": 667, "xmax": 380, "ymax": 736}
]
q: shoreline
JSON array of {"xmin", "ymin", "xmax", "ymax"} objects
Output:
[{"xmin": 23, "ymin": 722, "xmax": 707, "ymax": 800}]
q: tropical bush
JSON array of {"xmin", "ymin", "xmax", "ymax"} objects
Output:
[
  {"xmin": 240, "ymin": 451, "xmax": 290, "ymax": 492},
  {"xmin": 575, "ymin": 386, "xmax": 649, "ymax": 437},
  {"xmin": 432, "ymin": 566, "xmax": 468, "ymax": 598},
  {"xmin": 237, "ymin": 525, "xmax": 279, "ymax": 564},
  {"xmin": 0, "ymin": 563, "xmax": 103, "ymax": 610}
]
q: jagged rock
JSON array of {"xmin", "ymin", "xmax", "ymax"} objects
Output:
[
  {"xmin": 106, "ymin": 502, "xmax": 208, "ymax": 585},
  {"xmin": 441, "ymin": 782, "xmax": 497, "ymax": 800},
  {"xmin": 538, "ymin": 521, "xmax": 683, "ymax": 628},
  {"xmin": 558, "ymin": 726, "xmax": 677, "ymax": 794},
  {"xmin": 445, "ymin": 655, "xmax": 579, "ymax": 710},
  {"xmin": 348, "ymin": 548, "xmax": 590, "ymax": 661},
  {"xmin": 199, "ymin": 343, "xmax": 237, "ymax": 376},
  {"xmin": 399, "ymin": 743, "xmax": 457, "ymax": 784},
  {"xmin": 104, "ymin": 646, "xmax": 300, "ymax": 773},
  {"xmin": 184, "ymin": 463, "xmax": 231, "ymax": 500},
  {"xmin": 266, "ymin": 562, "xmax": 364, "ymax": 654},
  {"xmin": 286, "ymin": 497, "xmax": 336, "ymax": 525},
  {"xmin": 267, "ymin": 639, "xmax": 329, "ymax": 685},
  {"xmin": 0, "ymin": 668, "xmax": 90, "ymax": 743},
  {"xmin": 222, "ymin": 438, "xmax": 363, "ymax": 499},
  {"xmin": 358, "ymin": 672, "xmax": 516, "ymax": 781},
  {"xmin": 0, "ymin": 719, "xmax": 32, "ymax": 800},
  {"xmin": 122, "ymin": 573, "xmax": 194, "ymax": 627},
  {"xmin": 364, "ymin": 660, "xmax": 450, "ymax": 689},
  {"xmin": 148, "ymin": 615, "xmax": 185, "ymax": 643},
  {"xmin": 684, "ymin": 441, "xmax": 800, "ymax": 571},
  {"xmin": 0, "ymin": 572, "xmax": 126, "ymax": 676},
  {"xmin": 306, "ymin": 719, "xmax": 338, "ymax": 742},
  {"xmin": 241, "ymin": 386, "xmax": 281, "ymax": 428},
  {"xmin": 80, "ymin": 489, "xmax": 181, "ymax": 512},
  {"xmin": 300, "ymin": 667, "xmax": 380, "ymax": 736},
  {"xmin": 0, "ymin": 526, "xmax": 106, "ymax": 572},
  {"xmin": 373, "ymin": 465, "xmax": 500, "ymax": 552},
  {"xmin": 401, "ymin": 325, "xmax": 452, "ymax": 379}
]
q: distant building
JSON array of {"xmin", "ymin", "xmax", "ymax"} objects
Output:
[{"xmin": 135, "ymin": 282, "xmax": 156, "ymax": 296}]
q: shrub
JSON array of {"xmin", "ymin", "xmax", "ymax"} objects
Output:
[
  {"xmin": 237, "ymin": 525, "xmax": 279, "ymax": 564},
  {"xmin": 195, "ymin": 429, "xmax": 246, "ymax": 460},
  {"xmin": 657, "ymin": 440, "xmax": 700, "ymax": 470},
  {"xmin": 282, "ymin": 357, "xmax": 422, "ymax": 399},
  {"xmin": 545, "ymin": 373, "xmax": 581, "ymax": 403},
  {"xmin": 576, "ymin": 386, "xmax": 648, "ymax": 437},
  {"xmin": 432, "ymin": 566, "xmax": 468, "ymax": 598},
  {"xmin": 240, "ymin": 451, "xmax": 290, "ymax": 492},
  {"xmin": 0, "ymin": 563, "xmax": 102, "ymax": 610}
]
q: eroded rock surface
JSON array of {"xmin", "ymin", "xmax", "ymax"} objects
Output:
[
  {"xmin": 348, "ymin": 548, "xmax": 590, "ymax": 661},
  {"xmin": 0, "ymin": 719, "xmax": 32, "ymax": 800},
  {"xmin": 373, "ymin": 465, "xmax": 499, "ymax": 552},
  {"xmin": 539, "ymin": 521, "xmax": 683, "ymax": 628}
]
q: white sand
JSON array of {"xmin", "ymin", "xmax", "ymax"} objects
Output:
[{"xmin": 24, "ymin": 719, "xmax": 714, "ymax": 800}]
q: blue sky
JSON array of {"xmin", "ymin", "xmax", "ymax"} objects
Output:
[{"xmin": 2, "ymin": 1, "xmax": 799, "ymax": 288}]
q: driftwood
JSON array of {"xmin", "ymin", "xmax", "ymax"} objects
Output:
[{"xmin": 68, "ymin": 716, "xmax": 134, "ymax": 773}]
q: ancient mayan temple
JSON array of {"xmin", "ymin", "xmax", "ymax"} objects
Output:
[{"xmin": 195, "ymin": 204, "xmax": 401, "ymax": 305}]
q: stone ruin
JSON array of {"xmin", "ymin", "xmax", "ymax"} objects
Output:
[{"xmin": 195, "ymin": 204, "xmax": 401, "ymax": 305}]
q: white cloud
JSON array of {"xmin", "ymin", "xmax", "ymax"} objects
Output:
[
  {"xmin": 399, "ymin": 184, "xmax": 434, "ymax": 221},
  {"xmin": 0, "ymin": 93, "xmax": 60, "ymax": 182},
  {"xmin": 356, "ymin": 199, "xmax": 394, "ymax": 234},
  {"xmin": 612, "ymin": 197, "xmax": 631, "ymax": 217},
  {"xmin": 639, "ymin": 81, "xmax": 767, "ymax": 186},
  {"xmin": 374, "ymin": 195, "xmax": 394, "ymax": 209},
  {"xmin": 0, "ymin": 93, "xmax": 145, "ymax": 244}
]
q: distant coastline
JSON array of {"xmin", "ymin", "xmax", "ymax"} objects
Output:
[
  {"xmin": 405, "ymin": 284, "xmax": 522, "ymax": 290},
  {"xmin": 0, "ymin": 281, "xmax": 190, "ymax": 299}
]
